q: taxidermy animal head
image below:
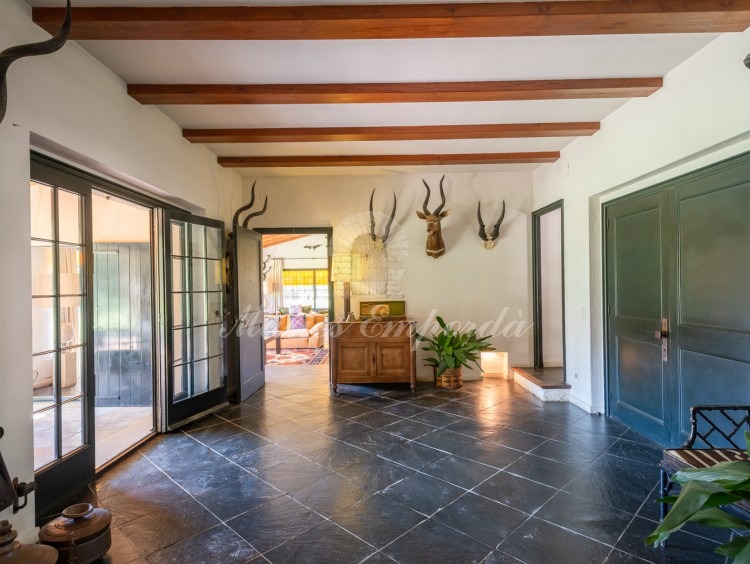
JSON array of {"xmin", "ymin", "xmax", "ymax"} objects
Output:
[
  {"xmin": 416, "ymin": 175, "xmax": 450, "ymax": 258},
  {"xmin": 0, "ymin": 0, "xmax": 72, "ymax": 126},
  {"xmin": 477, "ymin": 200, "xmax": 506, "ymax": 250}
]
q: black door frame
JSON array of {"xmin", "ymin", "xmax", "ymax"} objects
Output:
[
  {"xmin": 531, "ymin": 200, "xmax": 566, "ymax": 377},
  {"xmin": 252, "ymin": 227, "xmax": 335, "ymax": 321}
]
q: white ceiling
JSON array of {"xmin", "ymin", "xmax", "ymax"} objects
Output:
[{"xmin": 26, "ymin": 0, "xmax": 724, "ymax": 176}]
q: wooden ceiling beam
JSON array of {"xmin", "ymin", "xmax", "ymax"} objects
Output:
[
  {"xmin": 184, "ymin": 122, "xmax": 600, "ymax": 143},
  {"xmin": 33, "ymin": 1, "xmax": 750, "ymax": 40},
  {"xmin": 217, "ymin": 152, "xmax": 560, "ymax": 168},
  {"xmin": 130, "ymin": 78, "xmax": 662, "ymax": 105}
]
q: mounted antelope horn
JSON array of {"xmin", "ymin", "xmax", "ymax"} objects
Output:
[
  {"xmin": 242, "ymin": 195, "xmax": 268, "ymax": 228},
  {"xmin": 0, "ymin": 0, "xmax": 72, "ymax": 125},
  {"xmin": 745, "ymin": 52, "xmax": 750, "ymax": 69},
  {"xmin": 369, "ymin": 189, "xmax": 397, "ymax": 244},
  {"xmin": 421, "ymin": 180, "xmax": 432, "ymax": 215},
  {"xmin": 233, "ymin": 180, "xmax": 256, "ymax": 225},
  {"xmin": 433, "ymin": 175, "xmax": 447, "ymax": 215},
  {"xmin": 477, "ymin": 200, "xmax": 506, "ymax": 249}
]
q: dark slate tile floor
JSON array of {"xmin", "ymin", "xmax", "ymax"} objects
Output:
[{"xmin": 82, "ymin": 366, "xmax": 727, "ymax": 563}]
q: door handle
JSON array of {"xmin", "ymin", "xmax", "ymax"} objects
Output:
[{"xmin": 656, "ymin": 318, "xmax": 669, "ymax": 363}]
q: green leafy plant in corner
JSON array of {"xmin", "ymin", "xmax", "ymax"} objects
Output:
[
  {"xmin": 415, "ymin": 316, "xmax": 495, "ymax": 377},
  {"xmin": 647, "ymin": 431, "xmax": 750, "ymax": 563}
]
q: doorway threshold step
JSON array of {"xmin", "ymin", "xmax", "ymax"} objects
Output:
[{"xmin": 512, "ymin": 367, "xmax": 570, "ymax": 402}]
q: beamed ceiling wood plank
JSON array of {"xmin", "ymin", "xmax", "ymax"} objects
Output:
[
  {"xmin": 130, "ymin": 79, "xmax": 662, "ymax": 105},
  {"xmin": 217, "ymin": 152, "xmax": 560, "ymax": 168},
  {"xmin": 184, "ymin": 122, "xmax": 600, "ymax": 143},
  {"xmin": 33, "ymin": 1, "xmax": 750, "ymax": 40}
]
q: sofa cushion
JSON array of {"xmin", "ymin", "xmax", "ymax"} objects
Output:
[
  {"xmin": 281, "ymin": 329, "xmax": 310, "ymax": 339},
  {"xmin": 289, "ymin": 304, "xmax": 302, "ymax": 315},
  {"xmin": 264, "ymin": 315, "xmax": 280, "ymax": 332},
  {"xmin": 278, "ymin": 307, "xmax": 289, "ymax": 315},
  {"xmin": 301, "ymin": 305, "xmax": 313, "ymax": 313},
  {"xmin": 290, "ymin": 314, "xmax": 306, "ymax": 330},
  {"xmin": 278, "ymin": 314, "xmax": 290, "ymax": 331},
  {"xmin": 310, "ymin": 321, "xmax": 326, "ymax": 334}
]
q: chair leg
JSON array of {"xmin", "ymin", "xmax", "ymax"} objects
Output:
[{"xmin": 660, "ymin": 468, "xmax": 670, "ymax": 522}]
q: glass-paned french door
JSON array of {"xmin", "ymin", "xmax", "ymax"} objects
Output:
[
  {"xmin": 30, "ymin": 162, "xmax": 95, "ymax": 515},
  {"xmin": 165, "ymin": 210, "xmax": 227, "ymax": 428}
]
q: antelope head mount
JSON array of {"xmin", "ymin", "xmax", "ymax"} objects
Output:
[
  {"xmin": 233, "ymin": 180, "xmax": 268, "ymax": 228},
  {"xmin": 0, "ymin": 0, "xmax": 72, "ymax": 126},
  {"xmin": 477, "ymin": 200, "xmax": 506, "ymax": 250},
  {"xmin": 368, "ymin": 189, "xmax": 397, "ymax": 251},
  {"xmin": 416, "ymin": 175, "xmax": 451, "ymax": 258}
]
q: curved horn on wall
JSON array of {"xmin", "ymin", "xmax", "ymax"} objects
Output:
[
  {"xmin": 232, "ymin": 180, "xmax": 256, "ymax": 226},
  {"xmin": 242, "ymin": 195, "xmax": 268, "ymax": 228},
  {"xmin": 368, "ymin": 189, "xmax": 398, "ymax": 243},
  {"xmin": 489, "ymin": 200, "xmax": 506, "ymax": 241},
  {"xmin": 0, "ymin": 0, "xmax": 72, "ymax": 125},
  {"xmin": 477, "ymin": 202, "xmax": 488, "ymax": 242},
  {"xmin": 745, "ymin": 52, "xmax": 750, "ymax": 69}
]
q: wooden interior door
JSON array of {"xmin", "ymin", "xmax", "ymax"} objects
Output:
[
  {"xmin": 605, "ymin": 190, "xmax": 673, "ymax": 445},
  {"xmin": 605, "ymin": 152, "xmax": 750, "ymax": 446},
  {"xmin": 231, "ymin": 226, "xmax": 264, "ymax": 402}
]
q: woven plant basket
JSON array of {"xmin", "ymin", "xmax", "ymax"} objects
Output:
[{"xmin": 434, "ymin": 367, "xmax": 463, "ymax": 389}]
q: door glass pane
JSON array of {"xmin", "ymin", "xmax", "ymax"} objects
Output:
[
  {"xmin": 191, "ymin": 259, "xmax": 206, "ymax": 291},
  {"xmin": 173, "ymin": 328, "xmax": 191, "ymax": 364},
  {"xmin": 192, "ymin": 293, "xmax": 207, "ymax": 326},
  {"xmin": 58, "ymin": 190, "xmax": 82, "ymax": 244},
  {"xmin": 207, "ymin": 259, "xmax": 222, "ymax": 291},
  {"xmin": 171, "ymin": 221, "xmax": 186, "ymax": 256},
  {"xmin": 32, "ymin": 297, "xmax": 57, "ymax": 354},
  {"xmin": 60, "ymin": 296, "xmax": 83, "ymax": 348},
  {"xmin": 173, "ymin": 364, "xmax": 187, "ymax": 401},
  {"xmin": 61, "ymin": 398, "xmax": 83, "ymax": 456},
  {"xmin": 172, "ymin": 258, "xmax": 186, "ymax": 291},
  {"xmin": 33, "ymin": 407, "xmax": 57, "ymax": 470},
  {"xmin": 207, "ymin": 293, "xmax": 222, "ymax": 325},
  {"xmin": 31, "ymin": 242, "xmax": 55, "ymax": 296},
  {"xmin": 193, "ymin": 326, "xmax": 208, "ymax": 361},
  {"xmin": 59, "ymin": 245, "xmax": 83, "ymax": 295},
  {"xmin": 31, "ymin": 182, "xmax": 54, "ymax": 240},
  {"xmin": 32, "ymin": 353, "xmax": 56, "ymax": 411},
  {"xmin": 206, "ymin": 227, "xmax": 222, "ymax": 259},
  {"xmin": 208, "ymin": 325, "xmax": 223, "ymax": 356},
  {"xmin": 193, "ymin": 359, "xmax": 208, "ymax": 395},
  {"xmin": 173, "ymin": 294, "xmax": 187, "ymax": 328},
  {"xmin": 209, "ymin": 356, "xmax": 223, "ymax": 391},
  {"xmin": 60, "ymin": 348, "xmax": 83, "ymax": 399},
  {"xmin": 191, "ymin": 224, "xmax": 206, "ymax": 258}
]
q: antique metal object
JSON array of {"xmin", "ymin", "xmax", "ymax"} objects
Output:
[
  {"xmin": 39, "ymin": 503, "xmax": 112, "ymax": 564},
  {"xmin": 0, "ymin": 0, "xmax": 72, "ymax": 125},
  {"xmin": 477, "ymin": 200, "xmax": 506, "ymax": 250},
  {"xmin": 368, "ymin": 189, "xmax": 397, "ymax": 247},
  {"xmin": 416, "ymin": 175, "xmax": 451, "ymax": 258},
  {"xmin": 0, "ymin": 520, "xmax": 58, "ymax": 563},
  {"xmin": 232, "ymin": 180, "xmax": 268, "ymax": 228}
]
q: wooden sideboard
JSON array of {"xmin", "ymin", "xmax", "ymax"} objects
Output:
[{"xmin": 329, "ymin": 320, "xmax": 416, "ymax": 392}]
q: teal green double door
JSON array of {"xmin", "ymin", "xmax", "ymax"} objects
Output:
[{"xmin": 605, "ymin": 153, "xmax": 750, "ymax": 446}]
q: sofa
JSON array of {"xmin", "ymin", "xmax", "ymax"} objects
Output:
[{"xmin": 264, "ymin": 312, "xmax": 327, "ymax": 349}]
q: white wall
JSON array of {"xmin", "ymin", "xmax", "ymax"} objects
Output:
[
  {"xmin": 247, "ymin": 172, "xmax": 535, "ymax": 379},
  {"xmin": 533, "ymin": 29, "xmax": 750, "ymax": 413},
  {"xmin": 0, "ymin": 0, "xmax": 242, "ymax": 540}
]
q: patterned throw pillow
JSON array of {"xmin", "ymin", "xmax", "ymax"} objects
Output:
[
  {"xmin": 289, "ymin": 304, "xmax": 302, "ymax": 315},
  {"xmin": 290, "ymin": 314, "xmax": 306, "ymax": 330},
  {"xmin": 264, "ymin": 315, "xmax": 280, "ymax": 332}
]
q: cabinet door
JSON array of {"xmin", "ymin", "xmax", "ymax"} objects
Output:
[
  {"xmin": 375, "ymin": 342, "xmax": 412, "ymax": 377},
  {"xmin": 337, "ymin": 341, "xmax": 373, "ymax": 378}
]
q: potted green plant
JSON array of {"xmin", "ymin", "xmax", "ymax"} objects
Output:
[
  {"xmin": 646, "ymin": 432, "xmax": 750, "ymax": 562},
  {"xmin": 416, "ymin": 316, "xmax": 495, "ymax": 389}
]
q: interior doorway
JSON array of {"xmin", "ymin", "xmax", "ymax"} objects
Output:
[
  {"xmin": 91, "ymin": 191, "xmax": 155, "ymax": 468},
  {"xmin": 530, "ymin": 200, "xmax": 566, "ymax": 384},
  {"xmin": 255, "ymin": 228, "xmax": 333, "ymax": 368}
]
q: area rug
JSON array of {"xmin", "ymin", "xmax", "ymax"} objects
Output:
[{"xmin": 266, "ymin": 348, "xmax": 329, "ymax": 366}]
